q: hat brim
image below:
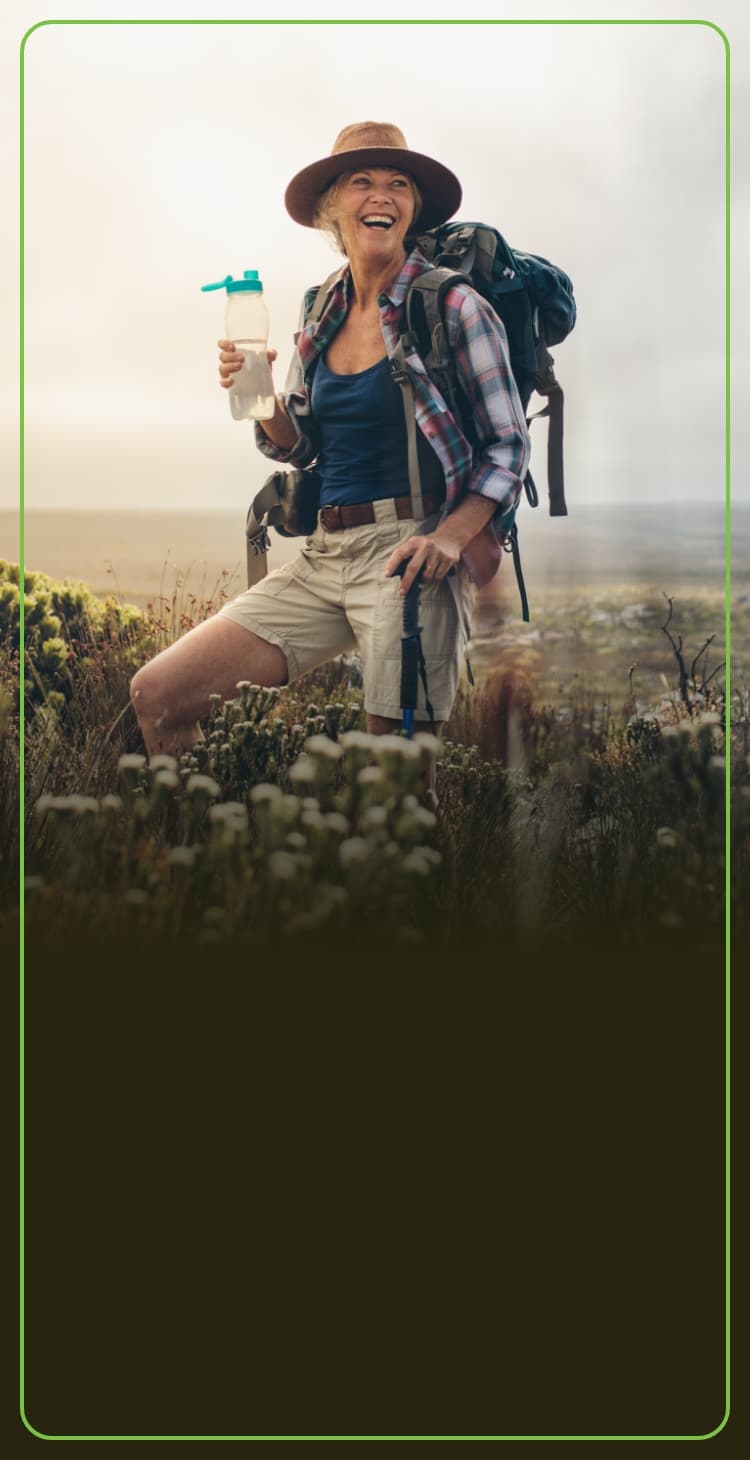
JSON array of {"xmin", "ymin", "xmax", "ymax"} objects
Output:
[{"xmin": 284, "ymin": 146, "xmax": 462, "ymax": 232}]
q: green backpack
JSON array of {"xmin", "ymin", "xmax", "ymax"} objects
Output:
[{"xmin": 396, "ymin": 223, "xmax": 577, "ymax": 619}]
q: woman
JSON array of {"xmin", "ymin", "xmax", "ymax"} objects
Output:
[{"xmin": 130, "ymin": 122, "xmax": 530, "ymax": 762}]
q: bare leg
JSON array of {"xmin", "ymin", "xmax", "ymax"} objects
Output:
[{"xmin": 130, "ymin": 616, "xmax": 289, "ymax": 757}]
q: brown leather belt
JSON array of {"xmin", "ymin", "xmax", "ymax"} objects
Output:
[{"xmin": 319, "ymin": 494, "xmax": 442, "ymax": 532}]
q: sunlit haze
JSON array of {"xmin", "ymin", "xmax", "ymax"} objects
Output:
[{"xmin": 12, "ymin": 12, "xmax": 729, "ymax": 517}]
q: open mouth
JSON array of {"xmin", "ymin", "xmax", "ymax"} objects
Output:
[{"xmin": 361, "ymin": 214, "xmax": 395, "ymax": 230}]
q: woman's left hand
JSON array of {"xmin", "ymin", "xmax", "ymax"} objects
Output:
[{"xmin": 384, "ymin": 532, "xmax": 462, "ymax": 595}]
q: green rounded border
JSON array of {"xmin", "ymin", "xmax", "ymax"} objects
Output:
[{"xmin": 18, "ymin": 15, "xmax": 731, "ymax": 1444}]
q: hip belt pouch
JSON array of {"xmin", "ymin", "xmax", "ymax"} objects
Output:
[{"xmin": 246, "ymin": 468, "xmax": 321, "ymax": 586}]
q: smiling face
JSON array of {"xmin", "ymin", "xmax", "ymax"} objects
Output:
[{"xmin": 318, "ymin": 166, "xmax": 421, "ymax": 263}]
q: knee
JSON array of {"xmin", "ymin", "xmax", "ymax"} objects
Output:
[
  {"xmin": 130, "ymin": 662, "xmax": 162, "ymax": 722},
  {"xmin": 366, "ymin": 713, "xmax": 400, "ymax": 736}
]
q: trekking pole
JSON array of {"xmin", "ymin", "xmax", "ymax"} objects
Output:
[{"xmin": 394, "ymin": 561, "xmax": 428, "ymax": 739}]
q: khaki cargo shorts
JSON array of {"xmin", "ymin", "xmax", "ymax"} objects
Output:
[{"xmin": 217, "ymin": 497, "xmax": 476, "ymax": 721}]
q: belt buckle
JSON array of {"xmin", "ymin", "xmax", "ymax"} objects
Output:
[{"xmin": 323, "ymin": 504, "xmax": 342, "ymax": 530}]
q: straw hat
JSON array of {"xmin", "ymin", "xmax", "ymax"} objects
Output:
[{"xmin": 284, "ymin": 121, "xmax": 462, "ymax": 231}]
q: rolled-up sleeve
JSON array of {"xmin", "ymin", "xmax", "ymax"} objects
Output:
[
  {"xmin": 253, "ymin": 294, "xmax": 320, "ymax": 468},
  {"xmin": 253, "ymin": 408, "xmax": 318, "ymax": 468},
  {"xmin": 445, "ymin": 285, "xmax": 530, "ymax": 515}
]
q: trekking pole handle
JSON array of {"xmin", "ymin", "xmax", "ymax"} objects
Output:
[
  {"xmin": 394, "ymin": 561, "xmax": 425, "ymax": 733},
  {"xmin": 394, "ymin": 559, "xmax": 423, "ymax": 639}
]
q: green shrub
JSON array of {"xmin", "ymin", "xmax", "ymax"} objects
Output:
[{"xmin": 0, "ymin": 559, "xmax": 154, "ymax": 714}]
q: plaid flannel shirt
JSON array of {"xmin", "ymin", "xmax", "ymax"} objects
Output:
[{"xmin": 254, "ymin": 247, "xmax": 530, "ymax": 525}]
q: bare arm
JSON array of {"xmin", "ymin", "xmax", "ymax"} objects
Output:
[
  {"xmin": 385, "ymin": 493, "xmax": 497, "ymax": 596},
  {"xmin": 430, "ymin": 492, "xmax": 496, "ymax": 552}
]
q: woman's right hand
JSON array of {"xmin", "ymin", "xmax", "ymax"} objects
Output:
[{"xmin": 217, "ymin": 339, "xmax": 277, "ymax": 389}]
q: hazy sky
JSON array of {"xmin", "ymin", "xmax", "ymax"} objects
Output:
[{"xmin": 3, "ymin": 0, "xmax": 743, "ymax": 521}]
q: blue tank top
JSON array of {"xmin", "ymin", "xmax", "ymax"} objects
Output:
[{"xmin": 311, "ymin": 352, "xmax": 445, "ymax": 508}]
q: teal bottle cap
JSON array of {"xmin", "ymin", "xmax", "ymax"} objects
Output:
[{"xmin": 201, "ymin": 270, "xmax": 263, "ymax": 294}]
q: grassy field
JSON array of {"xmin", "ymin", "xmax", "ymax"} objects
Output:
[
  {"xmin": 4, "ymin": 503, "xmax": 743, "ymax": 706},
  {"xmin": 4, "ymin": 503, "xmax": 742, "ymax": 715},
  {"xmin": 3, "ymin": 498, "xmax": 744, "ymax": 950}
]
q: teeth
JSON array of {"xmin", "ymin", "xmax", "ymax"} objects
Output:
[{"xmin": 362, "ymin": 215, "xmax": 394, "ymax": 228}]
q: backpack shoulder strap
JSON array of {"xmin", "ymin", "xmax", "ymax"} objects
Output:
[
  {"xmin": 304, "ymin": 268, "xmax": 346, "ymax": 328},
  {"xmin": 403, "ymin": 267, "xmax": 474, "ymax": 422},
  {"xmin": 391, "ymin": 268, "xmax": 474, "ymax": 523}
]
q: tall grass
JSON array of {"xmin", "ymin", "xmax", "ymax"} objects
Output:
[{"xmin": 2, "ymin": 557, "xmax": 744, "ymax": 958}]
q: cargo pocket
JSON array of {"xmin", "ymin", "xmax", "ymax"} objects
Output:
[
  {"xmin": 376, "ymin": 576, "xmax": 459, "ymax": 719},
  {"xmin": 258, "ymin": 552, "xmax": 313, "ymax": 598}
]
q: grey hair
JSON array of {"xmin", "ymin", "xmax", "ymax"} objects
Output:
[{"xmin": 312, "ymin": 170, "xmax": 423, "ymax": 256}]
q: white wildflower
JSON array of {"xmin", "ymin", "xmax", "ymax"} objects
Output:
[
  {"xmin": 118, "ymin": 753, "xmax": 147, "ymax": 773},
  {"xmin": 401, "ymin": 850, "xmax": 433, "ymax": 876},
  {"xmin": 372, "ymin": 734, "xmax": 420, "ymax": 760},
  {"xmin": 100, "ymin": 794, "xmax": 122, "ymax": 812},
  {"xmin": 209, "ymin": 801, "xmax": 248, "ymax": 824},
  {"xmin": 656, "ymin": 827, "xmax": 679, "ymax": 849},
  {"xmin": 69, "ymin": 794, "xmax": 99, "ymax": 814},
  {"xmin": 186, "ymin": 774, "xmax": 219, "ymax": 798},
  {"xmin": 357, "ymin": 765, "xmax": 384, "ymax": 787},
  {"xmin": 286, "ymin": 831, "xmax": 308, "ymax": 850},
  {"xmin": 363, "ymin": 806, "xmax": 388, "ymax": 831},
  {"xmin": 149, "ymin": 754, "xmax": 178, "ymax": 773},
  {"xmin": 268, "ymin": 850, "xmax": 297, "ymax": 881},
  {"xmin": 250, "ymin": 782, "xmax": 282, "ymax": 804},
  {"xmin": 339, "ymin": 837, "xmax": 371, "ymax": 868},
  {"xmin": 271, "ymin": 795, "xmax": 302, "ymax": 825},
  {"xmin": 301, "ymin": 808, "xmax": 327, "ymax": 833},
  {"xmin": 304, "ymin": 734, "xmax": 343, "ymax": 760},
  {"xmin": 167, "ymin": 846, "xmax": 196, "ymax": 867},
  {"xmin": 339, "ymin": 730, "xmax": 379, "ymax": 752},
  {"xmin": 289, "ymin": 756, "xmax": 316, "ymax": 784},
  {"xmin": 325, "ymin": 812, "xmax": 349, "ymax": 836},
  {"xmin": 412, "ymin": 733, "xmax": 441, "ymax": 757},
  {"xmin": 154, "ymin": 769, "xmax": 180, "ymax": 791},
  {"xmin": 41, "ymin": 793, "xmax": 98, "ymax": 815}
]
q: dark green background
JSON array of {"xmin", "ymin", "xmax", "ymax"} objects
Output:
[{"xmin": 22, "ymin": 923, "xmax": 726, "ymax": 1441}]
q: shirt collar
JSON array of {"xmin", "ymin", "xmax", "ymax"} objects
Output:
[{"xmin": 379, "ymin": 247, "xmax": 433, "ymax": 308}]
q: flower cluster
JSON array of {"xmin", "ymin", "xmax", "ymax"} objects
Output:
[{"xmin": 28, "ymin": 729, "xmax": 443, "ymax": 945}]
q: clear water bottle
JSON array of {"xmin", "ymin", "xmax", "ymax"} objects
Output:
[{"xmin": 201, "ymin": 270, "xmax": 275, "ymax": 420}]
